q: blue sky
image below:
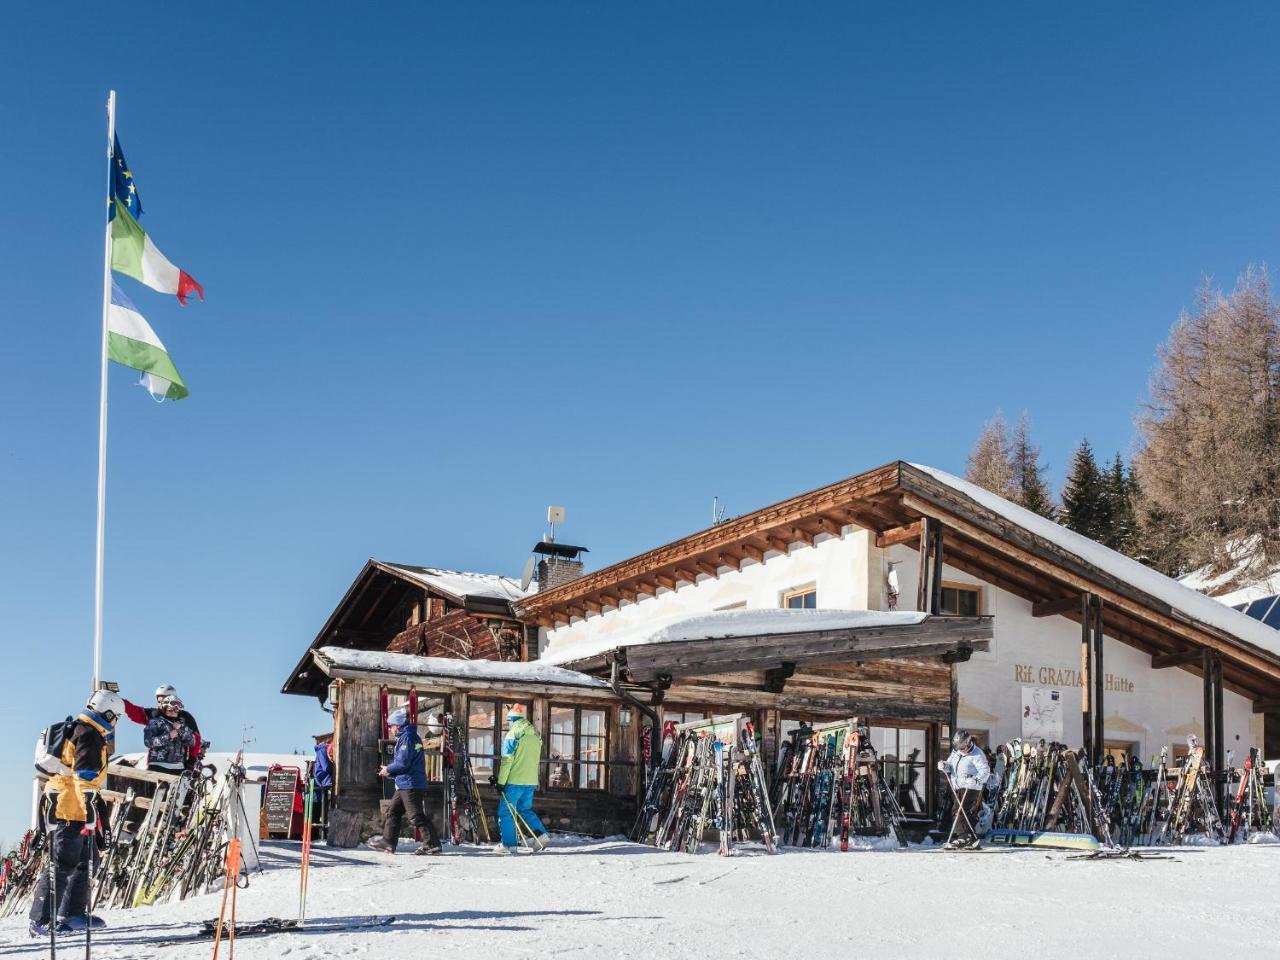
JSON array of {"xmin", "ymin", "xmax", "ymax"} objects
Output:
[{"xmin": 2, "ymin": 4, "xmax": 1278, "ymax": 839}]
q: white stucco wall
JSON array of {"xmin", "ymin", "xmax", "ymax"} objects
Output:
[
  {"xmin": 886, "ymin": 544, "xmax": 1258, "ymax": 760},
  {"xmin": 537, "ymin": 527, "xmax": 1262, "ymax": 758}
]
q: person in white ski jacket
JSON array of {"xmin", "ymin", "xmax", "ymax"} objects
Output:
[{"xmin": 938, "ymin": 730, "xmax": 990, "ymax": 848}]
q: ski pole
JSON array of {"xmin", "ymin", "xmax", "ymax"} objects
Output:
[
  {"xmin": 299, "ymin": 777, "xmax": 314, "ymax": 926},
  {"xmin": 46, "ymin": 795, "xmax": 57, "ymax": 960},
  {"xmin": 500, "ymin": 792, "xmax": 536, "ymax": 852},
  {"xmin": 943, "ymin": 775, "xmax": 979, "ymax": 845},
  {"xmin": 83, "ymin": 794, "xmax": 99, "ymax": 960}
]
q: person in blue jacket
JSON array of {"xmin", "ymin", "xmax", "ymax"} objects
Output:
[{"xmin": 367, "ymin": 709, "xmax": 441, "ymax": 855}]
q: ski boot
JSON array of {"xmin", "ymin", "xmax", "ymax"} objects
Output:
[
  {"xmin": 365, "ymin": 836, "xmax": 395, "ymax": 854},
  {"xmin": 533, "ymin": 833, "xmax": 551, "ymax": 850},
  {"xmin": 29, "ymin": 918, "xmax": 71, "ymax": 937},
  {"xmin": 62, "ymin": 914, "xmax": 108, "ymax": 931},
  {"xmin": 493, "ymin": 843, "xmax": 515, "ymax": 855},
  {"xmin": 413, "ymin": 842, "xmax": 442, "ymax": 856}
]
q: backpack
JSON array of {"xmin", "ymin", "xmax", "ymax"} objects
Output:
[{"xmin": 34, "ymin": 716, "xmax": 76, "ymax": 777}]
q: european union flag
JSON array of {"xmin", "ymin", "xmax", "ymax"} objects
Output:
[{"xmin": 111, "ymin": 134, "xmax": 142, "ymax": 219}]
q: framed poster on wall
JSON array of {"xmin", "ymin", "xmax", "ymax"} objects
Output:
[{"xmin": 1020, "ymin": 687, "xmax": 1064, "ymax": 741}]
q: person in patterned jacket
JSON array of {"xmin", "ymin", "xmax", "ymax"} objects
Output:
[{"xmin": 29, "ymin": 690, "xmax": 122, "ymax": 938}]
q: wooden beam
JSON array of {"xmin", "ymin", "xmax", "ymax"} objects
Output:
[
  {"xmin": 813, "ymin": 516, "xmax": 844, "ymax": 538},
  {"xmin": 1252, "ymin": 700, "xmax": 1280, "ymax": 714},
  {"xmin": 765, "ymin": 536, "xmax": 790, "ymax": 556},
  {"xmin": 616, "ymin": 585, "xmax": 638, "ymax": 603},
  {"xmin": 1032, "ymin": 595, "xmax": 1084, "ymax": 618},
  {"xmin": 717, "ymin": 552, "xmax": 744, "ymax": 571},
  {"xmin": 739, "ymin": 543, "xmax": 765, "ymax": 563},
  {"xmin": 695, "ymin": 560, "xmax": 720, "ymax": 578},
  {"xmin": 877, "ymin": 521, "xmax": 922, "ymax": 549},
  {"xmin": 582, "ymin": 599, "xmax": 602, "ymax": 615},
  {"xmin": 763, "ymin": 662, "xmax": 796, "ymax": 694},
  {"xmin": 1152, "ymin": 650, "xmax": 1202, "ymax": 669},
  {"xmin": 653, "ymin": 573, "xmax": 676, "ymax": 591},
  {"xmin": 674, "ymin": 568, "xmax": 701, "ymax": 585}
]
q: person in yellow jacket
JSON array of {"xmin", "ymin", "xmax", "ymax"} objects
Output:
[{"xmin": 29, "ymin": 689, "xmax": 123, "ymax": 938}]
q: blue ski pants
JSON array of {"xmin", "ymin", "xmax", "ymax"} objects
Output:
[{"xmin": 497, "ymin": 784, "xmax": 545, "ymax": 848}]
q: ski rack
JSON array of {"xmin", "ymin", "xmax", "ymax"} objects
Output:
[
  {"xmin": 772, "ymin": 718, "xmax": 907, "ymax": 850},
  {"xmin": 633, "ymin": 712, "xmax": 777, "ymax": 855},
  {"xmin": 1, "ymin": 760, "xmax": 262, "ymax": 918}
]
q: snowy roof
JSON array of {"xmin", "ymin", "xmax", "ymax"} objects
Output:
[
  {"xmin": 374, "ymin": 561, "xmax": 527, "ymax": 605},
  {"xmin": 910, "ymin": 464, "xmax": 1280, "ymax": 661},
  {"xmin": 315, "ymin": 646, "xmax": 608, "ymax": 689},
  {"xmin": 540, "ymin": 609, "xmax": 929, "ymax": 667}
]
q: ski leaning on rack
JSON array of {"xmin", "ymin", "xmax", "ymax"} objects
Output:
[
  {"xmin": 633, "ymin": 714, "xmax": 777, "ymax": 854},
  {"xmin": 772, "ymin": 718, "xmax": 906, "ymax": 849},
  {"xmin": 441, "ymin": 713, "xmax": 490, "ymax": 845}
]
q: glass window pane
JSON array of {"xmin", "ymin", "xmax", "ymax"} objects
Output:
[
  {"xmin": 468, "ymin": 701, "xmax": 496, "ymax": 759},
  {"xmin": 869, "ymin": 726, "xmax": 896, "ymax": 758},
  {"xmin": 549, "ymin": 706, "xmax": 576, "ymax": 787},
  {"xmin": 804, "ymin": 591, "xmax": 816, "ymax": 609},
  {"xmin": 958, "ymin": 589, "xmax": 979, "ymax": 616},
  {"xmin": 579, "ymin": 762, "xmax": 604, "ymax": 790},
  {"xmin": 581, "ymin": 709, "xmax": 605, "ymax": 738}
]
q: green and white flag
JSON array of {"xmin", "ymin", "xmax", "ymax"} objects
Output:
[{"xmin": 108, "ymin": 279, "xmax": 188, "ymax": 401}]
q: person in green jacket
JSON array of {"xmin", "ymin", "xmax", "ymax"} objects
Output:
[{"xmin": 492, "ymin": 705, "xmax": 549, "ymax": 853}]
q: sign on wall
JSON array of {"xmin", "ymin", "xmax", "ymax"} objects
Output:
[{"xmin": 1020, "ymin": 687, "xmax": 1064, "ymax": 741}]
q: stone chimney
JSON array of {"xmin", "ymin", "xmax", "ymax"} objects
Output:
[{"xmin": 533, "ymin": 541, "xmax": 588, "ymax": 592}]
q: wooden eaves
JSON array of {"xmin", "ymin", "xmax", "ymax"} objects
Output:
[
  {"xmin": 559, "ymin": 615, "xmax": 994, "ymax": 684},
  {"xmin": 513, "ymin": 461, "xmax": 1280, "ymax": 708}
]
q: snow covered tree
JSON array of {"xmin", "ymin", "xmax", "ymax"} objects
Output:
[
  {"xmin": 965, "ymin": 411, "xmax": 1016, "ymax": 501},
  {"xmin": 1061, "ymin": 439, "xmax": 1108, "ymax": 542},
  {"xmin": 1010, "ymin": 412, "xmax": 1056, "ymax": 519},
  {"xmin": 1135, "ymin": 267, "xmax": 1280, "ymax": 577}
]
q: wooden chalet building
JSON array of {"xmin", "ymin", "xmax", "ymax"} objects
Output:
[{"xmin": 283, "ymin": 462, "xmax": 1280, "ymax": 845}]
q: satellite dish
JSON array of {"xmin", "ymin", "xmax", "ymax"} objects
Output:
[{"xmin": 519, "ymin": 555, "xmax": 536, "ymax": 593}]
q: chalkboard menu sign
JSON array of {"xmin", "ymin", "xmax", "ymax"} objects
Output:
[{"xmin": 265, "ymin": 766, "xmax": 300, "ymax": 837}]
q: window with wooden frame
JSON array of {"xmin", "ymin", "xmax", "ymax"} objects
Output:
[
  {"xmin": 782, "ymin": 585, "xmax": 817, "ymax": 609},
  {"xmin": 466, "ymin": 699, "xmax": 532, "ymax": 780},
  {"xmin": 939, "ymin": 582, "xmax": 981, "ymax": 617},
  {"xmin": 547, "ymin": 705, "xmax": 609, "ymax": 790}
]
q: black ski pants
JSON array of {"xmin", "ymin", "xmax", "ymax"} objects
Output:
[
  {"xmin": 382, "ymin": 788, "xmax": 440, "ymax": 850},
  {"xmin": 29, "ymin": 822, "xmax": 91, "ymax": 925},
  {"xmin": 952, "ymin": 788, "xmax": 983, "ymax": 844}
]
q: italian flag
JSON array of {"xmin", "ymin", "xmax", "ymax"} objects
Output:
[
  {"xmin": 110, "ymin": 199, "xmax": 204, "ymax": 305},
  {"xmin": 108, "ymin": 280, "xmax": 189, "ymax": 401}
]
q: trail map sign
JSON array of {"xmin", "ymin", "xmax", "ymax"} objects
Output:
[
  {"xmin": 265, "ymin": 766, "xmax": 301, "ymax": 837},
  {"xmin": 1020, "ymin": 687, "xmax": 1064, "ymax": 741}
]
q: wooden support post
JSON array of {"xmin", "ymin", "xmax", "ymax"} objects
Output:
[
  {"xmin": 1080, "ymin": 594, "xmax": 1092, "ymax": 762},
  {"xmin": 1092, "ymin": 598, "xmax": 1105, "ymax": 761},
  {"xmin": 916, "ymin": 519, "xmax": 931, "ymax": 613},
  {"xmin": 1212, "ymin": 652, "xmax": 1225, "ymax": 813},
  {"xmin": 931, "ymin": 521, "xmax": 945, "ymax": 615},
  {"xmin": 1201, "ymin": 647, "xmax": 1214, "ymax": 757},
  {"xmin": 948, "ymin": 662, "xmax": 959, "ymax": 745}
]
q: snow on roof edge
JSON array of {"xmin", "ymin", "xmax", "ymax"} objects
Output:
[
  {"xmin": 909, "ymin": 463, "xmax": 1280, "ymax": 661},
  {"xmin": 317, "ymin": 646, "xmax": 608, "ymax": 689},
  {"xmin": 539, "ymin": 608, "xmax": 930, "ymax": 667}
]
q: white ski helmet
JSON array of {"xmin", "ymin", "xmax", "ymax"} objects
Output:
[
  {"xmin": 87, "ymin": 690, "xmax": 126, "ymax": 722},
  {"xmin": 155, "ymin": 683, "xmax": 177, "ymax": 699}
]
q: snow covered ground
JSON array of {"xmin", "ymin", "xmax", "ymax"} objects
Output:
[{"xmin": 4, "ymin": 836, "xmax": 1279, "ymax": 958}]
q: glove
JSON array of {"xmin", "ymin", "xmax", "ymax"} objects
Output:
[{"xmin": 488, "ymin": 774, "xmax": 498, "ymax": 788}]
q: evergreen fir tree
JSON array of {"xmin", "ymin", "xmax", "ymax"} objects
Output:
[
  {"xmin": 1102, "ymin": 453, "xmax": 1137, "ymax": 553},
  {"xmin": 1010, "ymin": 412, "xmax": 1056, "ymax": 519},
  {"xmin": 1060, "ymin": 439, "xmax": 1108, "ymax": 542}
]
